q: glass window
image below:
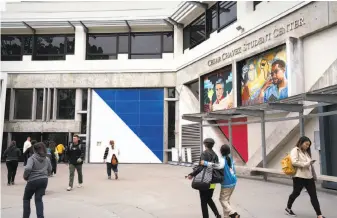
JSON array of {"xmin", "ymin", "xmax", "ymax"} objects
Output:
[
  {"xmin": 50, "ymin": 89, "xmax": 54, "ymax": 120},
  {"xmin": 35, "ymin": 35, "xmax": 66, "ymax": 60},
  {"xmin": 207, "ymin": 4, "xmax": 218, "ymax": 34},
  {"xmin": 163, "ymin": 32, "xmax": 173, "ymax": 53},
  {"xmin": 66, "ymin": 36, "xmax": 75, "ymax": 54},
  {"xmin": 131, "ymin": 33, "xmax": 161, "ymax": 56},
  {"xmin": 87, "ymin": 34, "xmax": 117, "ymax": 60},
  {"xmin": 36, "ymin": 89, "xmax": 44, "ymax": 120},
  {"xmin": 1, "ymin": 36, "xmax": 22, "ymax": 61},
  {"xmin": 14, "ymin": 89, "xmax": 33, "ymax": 119},
  {"xmin": 190, "ymin": 14, "xmax": 206, "ymax": 48},
  {"xmin": 57, "ymin": 89, "xmax": 76, "ymax": 120},
  {"xmin": 183, "ymin": 26, "xmax": 190, "ymax": 51},
  {"xmin": 4, "ymin": 88, "xmax": 11, "ymax": 120},
  {"xmin": 130, "ymin": 54, "xmax": 161, "ymax": 59},
  {"xmin": 118, "ymin": 35, "xmax": 129, "ymax": 53},
  {"xmin": 168, "ymin": 88, "xmax": 176, "ymax": 98},
  {"xmin": 168, "ymin": 101, "xmax": 176, "ymax": 149},
  {"xmin": 219, "ymin": 1, "xmax": 237, "ymax": 29},
  {"xmin": 82, "ymin": 89, "xmax": 88, "ymax": 111},
  {"xmin": 23, "ymin": 36, "xmax": 33, "ymax": 55}
]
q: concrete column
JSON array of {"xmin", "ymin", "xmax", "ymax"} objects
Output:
[
  {"xmin": 85, "ymin": 88, "xmax": 91, "ymax": 163},
  {"xmin": 0, "ymin": 75, "xmax": 8, "ymax": 148},
  {"xmin": 173, "ymin": 25, "xmax": 184, "ymax": 58},
  {"xmin": 46, "ymin": 88, "xmax": 51, "ymax": 121},
  {"xmin": 31, "ymin": 88, "xmax": 37, "ymax": 121},
  {"xmin": 74, "ymin": 26, "xmax": 87, "ymax": 60},
  {"xmin": 287, "ymin": 37, "xmax": 304, "ymax": 96},
  {"xmin": 7, "ymin": 132, "xmax": 12, "ymax": 147},
  {"xmin": 232, "ymin": 60, "xmax": 238, "ymax": 107},
  {"xmin": 9, "ymin": 88, "xmax": 15, "ymax": 121},
  {"xmin": 75, "ymin": 89, "xmax": 83, "ymax": 122},
  {"xmin": 237, "ymin": 1, "xmax": 254, "ymax": 20},
  {"xmin": 52, "ymin": 88, "xmax": 57, "ymax": 120},
  {"xmin": 42, "ymin": 88, "xmax": 47, "ymax": 121},
  {"xmin": 163, "ymin": 88, "xmax": 169, "ymax": 163}
]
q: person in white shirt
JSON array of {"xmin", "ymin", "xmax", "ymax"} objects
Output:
[
  {"xmin": 103, "ymin": 140, "xmax": 120, "ymax": 180},
  {"xmin": 209, "ymin": 79, "xmax": 233, "ymax": 112},
  {"xmin": 23, "ymin": 137, "xmax": 32, "ymax": 166}
]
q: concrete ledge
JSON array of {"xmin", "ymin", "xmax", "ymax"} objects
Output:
[{"xmin": 4, "ymin": 120, "xmax": 81, "ymax": 132}]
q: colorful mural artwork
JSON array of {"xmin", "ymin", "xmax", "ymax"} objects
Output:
[
  {"xmin": 240, "ymin": 45, "xmax": 287, "ymax": 106},
  {"xmin": 203, "ymin": 67, "xmax": 234, "ymax": 112}
]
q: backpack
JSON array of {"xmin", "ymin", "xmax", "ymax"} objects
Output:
[{"xmin": 281, "ymin": 154, "xmax": 296, "ymax": 176}]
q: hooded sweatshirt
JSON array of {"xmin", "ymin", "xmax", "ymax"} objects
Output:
[
  {"xmin": 23, "ymin": 153, "xmax": 52, "ymax": 182},
  {"xmin": 3, "ymin": 145, "xmax": 21, "ymax": 161}
]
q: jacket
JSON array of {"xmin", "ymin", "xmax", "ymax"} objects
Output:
[
  {"xmin": 24, "ymin": 153, "xmax": 52, "ymax": 182},
  {"xmin": 56, "ymin": 144, "xmax": 65, "ymax": 154},
  {"xmin": 23, "ymin": 140, "xmax": 32, "ymax": 153},
  {"xmin": 65, "ymin": 142, "xmax": 85, "ymax": 165},
  {"xmin": 189, "ymin": 149, "xmax": 219, "ymax": 177},
  {"xmin": 290, "ymin": 147, "xmax": 313, "ymax": 179},
  {"xmin": 204, "ymin": 156, "xmax": 237, "ymax": 188},
  {"xmin": 3, "ymin": 145, "xmax": 21, "ymax": 161},
  {"xmin": 103, "ymin": 146, "xmax": 120, "ymax": 162}
]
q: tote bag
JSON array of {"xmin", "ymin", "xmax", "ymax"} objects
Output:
[{"xmin": 192, "ymin": 165, "xmax": 213, "ymax": 190}]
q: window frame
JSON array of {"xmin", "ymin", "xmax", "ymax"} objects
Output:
[
  {"xmin": 218, "ymin": 1, "xmax": 238, "ymax": 32},
  {"xmin": 35, "ymin": 88, "xmax": 44, "ymax": 120},
  {"xmin": 130, "ymin": 32, "xmax": 163, "ymax": 59},
  {"xmin": 14, "ymin": 89, "xmax": 33, "ymax": 120},
  {"xmin": 56, "ymin": 89, "xmax": 76, "ymax": 120},
  {"xmin": 86, "ymin": 33, "xmax": 119, "ymax": 60},
  {"xmin": 1, "ymin": 35, "xmax": 33, "ymax": 61}
]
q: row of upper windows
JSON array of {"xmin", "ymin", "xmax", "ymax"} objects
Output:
[{"xmin": 1, "ymin": 32, "xmax": 173, "ymax": 61}]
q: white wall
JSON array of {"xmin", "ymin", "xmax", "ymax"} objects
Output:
[{"xmin": 303, "ymin": 25, "xmax": 337, "ymax": 91}]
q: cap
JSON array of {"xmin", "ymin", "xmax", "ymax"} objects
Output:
[{"xmin": 203, "ymin": 138, "xmax": 215, "ymax": 144}]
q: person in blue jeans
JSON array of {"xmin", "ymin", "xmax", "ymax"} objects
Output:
[
  {"xmin": 201, "ymin": 144, "xmax": 240, "ymax": 218},
  {"xmin": 23, "ymin": 142, "xmax": 52, "ymax": 218}
]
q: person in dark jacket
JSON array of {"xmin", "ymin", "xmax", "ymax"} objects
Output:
[
  {"xmin": 47, "ymin": 141, "xmax": 58, "ymax": 176},
  {"xmin": 65, "ymin": 135, "xmax": 85, "ymax": 191},
  {"xmin": 187, "ymin": 138, "xmax": 221, "ymax": 218},
  {"xmin": 23, "ymin": 142, "xmax": 52, "ymax": 218},
  {"xmin": 3, "ymin": 141, "xmax": 21, "ymax": 185}
]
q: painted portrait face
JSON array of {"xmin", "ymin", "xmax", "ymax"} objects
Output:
[
  {"xmin": 215, "ymin": 83, "xmax": 224, "ymax": 100},
  {"xmin": 271, "ymin": 63, "xmax": 285, "ymax": 85}
]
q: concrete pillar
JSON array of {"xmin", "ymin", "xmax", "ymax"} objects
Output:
[
  {"xmin": 232, "ymin": 60, "xmax": 238, "ymax": 107},
  {"xmin": 9, "ymin": 88, "xmax": 15, "ymax": 121},
  {"xmin": 0, "ymin": 74, "xmax": 8, "ymax": 148},
  {"xmin": 31, "ymin": 88, "xmax": 37, "ymax": 121},
  {"xmin": 237, "ymin": 1, "xmax": 254, "ymax": 20},
  {"xmin": 52, "ymin": 88, "xmax": 57, "ymax": 120},
  {"xmin": 85, "ymin": 88, "xmax": 91, "ymax": 163},
  {"xmin": 46, "ymin": 88, "xmax": 51, "ymax": 121},
  {"xmin": 287, "ymin": 37, "xmax": 304, "ymax": 96},
  {"xmin": 163, "ymin": 88, "xmax": 169, "ymax": 163},
  {"xmin": 75, "ymin": 89, "xmax": 83, "ymax": 122},
  {"xmin": 74, "ymin": 26, "xmax": 87, "ymax": 60},
  {"xmin": 42, "ymin": 88, "xmax": 47, "ymax": 121},
  {"xmin": 7, "ymin": 132, "xmax": 12, "ymax": 147},
  {"xmin": 173, "ymin": 25, "xmax": 184, "ymax": 58}
]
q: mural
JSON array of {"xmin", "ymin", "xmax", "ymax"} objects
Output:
[
  {"xmin": 240, "ymin": 45, "xmax": 287, "ymax": 106},
  {"xmin": 203, "ymin": 68, "xmax": 234, "ymax": 112}
]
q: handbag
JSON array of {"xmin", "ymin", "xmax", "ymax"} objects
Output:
[
  {"xmin": 191, "ymin": 165, "xmax": 213, "ymax": 190},
  {"xmin": 211, "ymin": 168, "xmax": 224, "ymax": 183}
]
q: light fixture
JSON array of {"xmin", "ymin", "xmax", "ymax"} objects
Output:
[{"xmin": 236, "ymin": 25, "xmax": 244, "ymax": 32}]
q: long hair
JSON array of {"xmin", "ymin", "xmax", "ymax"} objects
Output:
[
  {"xmin": 295, "ymin": 136, "xmax": 312, "ymax": 148},
  {"xmin": 33, "ymin": 142, "xmax": 47, "ymax": 157},
  {"xmin": 220, "ymin": 144, "xmax": 232, "ymax": 168},
  {"xmin": 49, "ymin": 141, "xmax": 57, "ymax": 152}
]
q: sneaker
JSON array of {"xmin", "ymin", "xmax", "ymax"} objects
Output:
[
  {"xmin": 77, "ymin": 184, "xmax": 83, "ymax": 188},
  {"xmin": 11, "ymin": 182, "xmax": 15, "ymax": 185},
  {"xmin": 230, "ymin": 213, "xmax": 240, "ymax": 218},
  {"xmin": 67, "ymin": 186, "xmax": 72, "ymax": 191},
  {"xmin": 108, "ymin": 176, "xmax": 111, "ymax": 180},
  {"xmin": 285, "ymin": 208, "xmax": 297, "ymax": 217}
]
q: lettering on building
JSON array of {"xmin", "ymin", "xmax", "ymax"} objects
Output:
[{"xmin": 207, "ymin": 18, "xmax": 305, "ymax": 67}]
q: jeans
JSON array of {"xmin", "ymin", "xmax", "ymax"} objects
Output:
[
  {"xmin": 51, "ymin": 159, "xmax": 57, "ymax": 175},
  {"xmin": 69, "ymin": 164, "xmax": 83, "ymax": 187},
  {"xmin": 106, "ymin": 163, "xmax": 118, "ymax": 176},
  {"xmin": 199, "ymin": 189, "xmax": 220, "ymax": 218},
  {"xmin": 6, "ymin": 160, "xmax": 18, "ymax": 184},
  {"xmin": 287, "ymin": 177, "xmax": 322, "ymax": 216},
  {"xmin": 23, "ymin": 178, "xmax": 48, "ymax": 218},
  {"xmin": 58, "ymin": 153, "xmax": 64, "ymax": 163}
]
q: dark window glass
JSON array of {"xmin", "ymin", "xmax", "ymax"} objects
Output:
[
  {"xmin": 12, "ymin": 132, "xmax": 42, "ymax": 156},
  {"xmin": 131, "ymin": 34, "xmax": 161, "ymax": 55},
  {"xmin": 87, "ymin": 34, "xmax": 117, "ymax": 54},
  {"xmin": 23, "ymin": 36, "xmax": 33, "ymax": 55},
  {"xmin": 190, "ymin": 14, "xmax": 206, "ymax": 48},
  {"xmin": 168, "ymin": 101, "xmax": 176, "ymax": 150},
  {"xmin": 33, "ymin": 55, "xmax": 65, "ymax": 61},
  {"xmin": 66, "ymin": 36, "xmax": 75, "ymax": 54},
  {"xmin": 163, "ymin": 32, "xmax": 173, "ymax": 53},
  {"xmin": 36, "ymin": 89, "xmax": 44, "ymax": 120},
  {"xmin": 81, "ymin": 114, "xmax": 87, "ymax": 134},
  {"xmin": 183, "ymin": 26, "xmax": 190, "ymax": 51},
  {"xmin": 130, "ymin": 54, "xmax": 161, "ymax": 59},
  {"xmin": 1, "ymin": 36, "xmax": 22, "ymax": 61},
  {"xmin": 57, "ymin": 89, "xmax": 76, "ymax": 120},
  {"xmin": 35, "ymin": 35, "xmax": 66, "ymax": 60},
  {"xmin": 118, "ymin": 35, "xmax": 129, "ymax": 53},
  {"xmin": 168, "ymin": 88, "xmax": 176, "ymax": 98},
  {"xmin": 219, "ymin": 1, "xmax": 237, "ymax": 29},
  {"xmin": 207, "ymin": 4, "xmax": 218, "ymax": 34},
  {"xmin": 14, "ymin": 89, "xmax": 33, "ymax": 119},
  {"xmin": 2, "ymin": 132, "xmax": 8, "ymax": 162},
  {"xmin": 187, "ymin": 81, "xmax": 199, "ymax": 99},
  {"xmin": 4, "ymin": 88, "xmax": 11, "ymax": 120},
  {"xmin": 253, "ymin": 1, "xmax": 262, "ymax": 10},
  {"xmin": 42, "ymin": 133, "xmax": 68, "ymax": 148},
  {"xmin": 50, "ymin": 89, "xmax": 54, "ymax": 120},
  {"xmin": 82, "ymin": 89, "xmax": 88, "ymax": 111},
  {"xmin": 86, "ymin": 54, "xmax": 117, "ymax": 60}
]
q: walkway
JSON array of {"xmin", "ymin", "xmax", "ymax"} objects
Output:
[{"xmin": 1, "ymin": 164, "xmax": 337, "ymax": 218}]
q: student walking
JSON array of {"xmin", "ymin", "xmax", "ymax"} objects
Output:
[
  {"xmin": 103, "ymin": 140, "xmax": 120, "ymax": 180},
  {"xmin": 285, "ymin": 136, "xmax": 325, "ymax": 218},
  {"xmin": 23, "ymin": 142, "xmax": 52, "ymax": 218},
  {"xmin": 23, "ymin": 137, "xmax": 32, "ymax": 166},
  {"xmin": 48, "ymin": 141, "xmax": 58, "ymax": 176},
  {"xmin": 3, "ymin": 141, "xmax": 21, "ymax": 186},
  {"xmin": 187, "ymin": 138, "xmax": 221, "ymax": 218},
  {"xmin": 201, "ymin": 144, "xmax": 240, "ymax": 218},
  {"xmin": 65, "ymin": 135, "xmax": 85, "ymax": 191}
]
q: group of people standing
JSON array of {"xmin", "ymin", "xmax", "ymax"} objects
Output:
[{"xmin": 187, "ymin": 136, "xmax": 326, "ymax": 218}]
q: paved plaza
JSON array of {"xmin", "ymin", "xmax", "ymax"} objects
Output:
[{"xmin": 1, "ymin": 163, "xmax": 337, "ymax": 218}]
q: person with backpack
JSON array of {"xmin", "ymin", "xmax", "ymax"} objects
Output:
[
  {"xmin": 65, "ymin": 135, "xmax": 85, "ymax": 191},
  {"xmin": 187, "ymin": 138, "xmax": 221, "ymax": 218},
  {"xmin": 23, "ymin": 142, "xmax": 52, "ymax": 218},
  {"xmin": 285, "ymin": 136, "xmax": 325, "ymax": 218},
  {"xmin": 201, "ymin": 144, "xmax": 240, "ymax": 218},
  {"xmin": 103, "ymin": 140, "xmax": 120, "ymax": 180},
  {"xmin": 3, "ymin": 141, "xmax": 21, "ymax": 186}
]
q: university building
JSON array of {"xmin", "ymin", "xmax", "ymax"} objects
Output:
[{"xmin": 0, "ymin": 1, "xmax": 336, "ymax": 188}]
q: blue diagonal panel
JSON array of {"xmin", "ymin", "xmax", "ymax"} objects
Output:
[{"xmin": 94, "ymin": 88, "xmax": 164, "ymax": 161}]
